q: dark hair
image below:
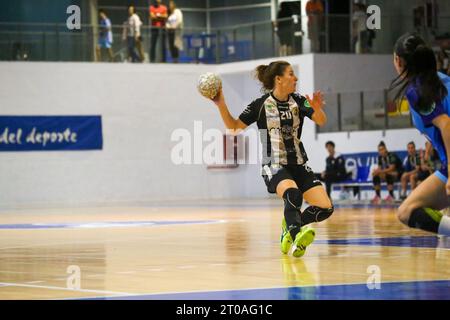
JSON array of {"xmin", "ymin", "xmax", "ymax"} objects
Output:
[
  {"xmin": 99, "ymin": 9, "xmax": 106, "ymax": 15},
  {"xmin": 255, "ymin": 61, "xmax": 290, "ymax": 92},
  {"xmin": 169, "ymin": 0, "xmax": 176, "ymax": 14},
  {"xmin": 407, "ymin": 141, "xmax": 415, "ymax": 147},
  {"xmin": 325, "ymin": 141, "xmax": 335, "ymax": 148},
  {"xmin": 378, "ymin": 141, "xmax": 386, "ymax": 148},
  {"xmin": 390, "ymin": 33, "xmax": 447, "ymax": 113}
]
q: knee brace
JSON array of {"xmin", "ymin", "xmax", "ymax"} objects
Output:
[
  {"xmin": 301, "ymin": 205, "xmax": 334, "ymax": 227},
  {"xmin": 283, "ymin": 188, "xmax": 303, "ymax": 211}
]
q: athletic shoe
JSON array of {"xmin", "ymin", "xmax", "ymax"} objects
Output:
[
  {"xmin": 384, "ymin": 195, "xmax": 395, "ymax": 204},
  {"xmin": 291, "ymin": 226, "xmax": 316, "ymax": 258},
  {"xmin": 400, "ymin": 194, "xmax": 407, "ymax": 201},
  {"xmin": 370, "ymin": 195, "xmax": 381, "ymax": 205},
  {"xmin": 280, "ymin": 218, "xmax": 293, "ymax": 255}
]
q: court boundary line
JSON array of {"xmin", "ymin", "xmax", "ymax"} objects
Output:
[
  {"xmin": 64, "ymin": 278, "xmax": 450, "ymax": 300},
  {"xmin": 0, "ymin": 281, "xmax": 138, "ymax": 297}
]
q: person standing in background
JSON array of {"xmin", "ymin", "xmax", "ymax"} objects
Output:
[
  {"xmin": 166, "ymin": 0, "xmax": 183, "ymax": 63},
  {"xmin": 124, "ymin": 5, "xmax": 141, "ymax": 63},
  {"xmin": 96, "ymin": 9, "xmax": 114, "ymax": 62},
  {"xmin": 149, "ymin": 0, "xmax": 168, "ymax": 63},
  {"xmin": 275, "ymin": 2, "xmax": 293, "ymax": 56},
  {"xmin": 135, "ymin": 12, "xmax": 145, "ymax": 62},
  {"xmin": 306, "ymin": 0, "xmax": 324, "ymax": 53},
  {"xmin": 352, "ymin": 3, "xmax": 369, "ymax": 54}
]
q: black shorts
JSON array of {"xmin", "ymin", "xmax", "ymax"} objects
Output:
[{"xmin": 262, "ymin": 163, "xmax": 323, "ymax": 194}]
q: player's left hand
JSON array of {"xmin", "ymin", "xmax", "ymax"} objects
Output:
[
  {"xmin": 446, "ymin": 179, "xmax": 450, "ymax": 195},
  {"xmin": 305, "ymin": 91, "xmax": 325, "ymax": 110}
]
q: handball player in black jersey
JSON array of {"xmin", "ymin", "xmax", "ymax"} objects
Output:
[{"xmin": 210, "ymin": 61, "xmax": 334, "ymax": 257}]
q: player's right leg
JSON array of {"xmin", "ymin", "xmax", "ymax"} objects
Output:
[
  {"xmin": 275, "ymin": 179, "xmax": 303, "ymax": 255},
  {"xmin": 397, "ymin": 172, "xmax": 450, "ymax": 236}
]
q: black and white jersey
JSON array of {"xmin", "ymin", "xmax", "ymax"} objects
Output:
[{"xmin": 238, "ymin": 92, "xmax": 315, "ymax": 165}]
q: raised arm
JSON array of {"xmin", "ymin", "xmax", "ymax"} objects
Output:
[{"xmin": 211, "ymin": 89, "xmax": 248, "ymax": 133}]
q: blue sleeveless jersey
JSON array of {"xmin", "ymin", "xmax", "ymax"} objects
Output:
[{"xmin": 405, "ymin": 72, "xmax": 449, "ymax": 176}]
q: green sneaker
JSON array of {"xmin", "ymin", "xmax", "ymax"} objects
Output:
[
  {"xmin": 280, "ymin": 218, "xmax": 293, "ymax": 254},
  {"xmin": 291, "ymin": 226, "xmax": 316, "ymax": 258}
]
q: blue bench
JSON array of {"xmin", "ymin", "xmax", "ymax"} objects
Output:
[{"xmin": 330, "ymin": 151, "xmax": 407, "ymax": 200}]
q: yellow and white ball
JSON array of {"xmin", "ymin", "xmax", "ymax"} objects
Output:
[{"xmin": 197, "ymin": 72, "xmax": 222, "ymax": 99}]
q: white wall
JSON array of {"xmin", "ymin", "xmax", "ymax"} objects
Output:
[{"xmin": 0, "ymin": 54, "xmax": 426, "ymax": 208}]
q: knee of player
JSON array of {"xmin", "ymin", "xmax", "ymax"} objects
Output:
[
  {"xmin": 282, "ymin": 188, "xmax": 303, "ymax": 209},
  {"xmin": 326, "ymin": 205, "xmax": 334, "ymax": 217},
  {"xmin": 319, "ymin": 205, "xmax": 334, "ymax": 220}
]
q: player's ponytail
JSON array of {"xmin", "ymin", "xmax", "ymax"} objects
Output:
[
  {"xmin": 255, "ymin": 60, "xmax": 290, "ymax": 92},
  {"xmin": 411, "ymin": 44, "xmax": 447, "ymax": 111},
  {"xmin": 390, "ymin": 33, "xmax": 447, "ymax": 113}
]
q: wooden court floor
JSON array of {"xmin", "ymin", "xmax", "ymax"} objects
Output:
[{"xmin": 0, "ymin": 199, "xmax": 449, "ymax": 300}]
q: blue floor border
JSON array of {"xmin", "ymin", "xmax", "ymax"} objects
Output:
[{"xmin": 83, "ymin": 280, "xmax": 450, "ymax": 300}]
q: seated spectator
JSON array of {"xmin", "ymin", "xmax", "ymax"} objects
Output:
[
  {"xmin": 321, "ymin": 141, "xmax": 357, "ymax": 198},
  {"xmin": 413, "ymin": 141, "xmax": 442, "ymax": 185},
  {"xmin": 399, "ymin": 141, "xmax": 421, "ymax": 200},
  {"xmin": 371, "ymin": 141, "xmax": 403, "ymax": 204}
]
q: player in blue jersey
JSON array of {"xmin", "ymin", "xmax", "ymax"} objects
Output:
[{"xmin": 390, "ymin": 33, "xmax": 450, "ymax": 236}]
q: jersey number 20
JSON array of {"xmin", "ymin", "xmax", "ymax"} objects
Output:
[{"xmin": 280, "ymin": 111, "xmax": 292, "ymax": 120}]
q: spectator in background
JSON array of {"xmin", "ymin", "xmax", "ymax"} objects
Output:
[
  {"xmin": 371, "ymin": 141, "xmax": 403, "ymax": 204},
  {"xmin": 321, "ymin": 141, "xmax": 355, "ymax": 198},
  {"xmin": 275, "ymin": 2, "xmax": 293, "ymax": 56},
  {"xmin": 149, "ymin": 0, "xmax": 168, "ymax": 63},
  {"xmin": 399, "ymin": 141, "xmax": 421, "ymax": 200},
  {"xmin": 123, "ymin": 5, "xmax": 141, "ymax": 63},
  {"xmin": 437, "ymin": 48, "xmax": 449, "ymax": 75},
  {"xmin": 96, "ymin": 9, "xmax": 113, "ymax": 62},
  {"xmin": 166, "ymin": 0, "xmax": 183, "ymax": 63},
  {"xmin": 414, "ymin": 141, "xmax": 442, "ymax": 185},
  {"xmin": 306, "ymin": 0, "xmax": 324, "ymax": 53},
  {"xmin": 352, "ymin": 3, "xmax": 369, "ymax": 54},
  {"xmin": 135, "ymin": 12, "xmax": 145, "ymax": 62}
]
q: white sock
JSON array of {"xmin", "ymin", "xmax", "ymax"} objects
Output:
[{"xmin": 438, "ymin": 215, "xmax": 450, "ymax": 236}]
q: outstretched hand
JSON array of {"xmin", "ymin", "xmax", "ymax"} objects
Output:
[
  {"xmin": 305, "ymin": 91, "xmax": 325, "ymax": 110},
  {"xmin": 211, "ymin": 88, "xmax": 225, "ymax": 107}
]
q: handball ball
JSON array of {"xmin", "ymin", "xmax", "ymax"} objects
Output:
[{"xmin": 197, "ymin": 72, "xmax": 222, "ymax": 99}]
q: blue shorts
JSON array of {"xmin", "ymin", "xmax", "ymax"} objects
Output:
[
  {"xmin": 434, "ymin": 165, "xmax": 448, "ymax": 184},
  {"xmin": 98, "ymin": 38, "xmax": 112, "ymax": 49}
]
